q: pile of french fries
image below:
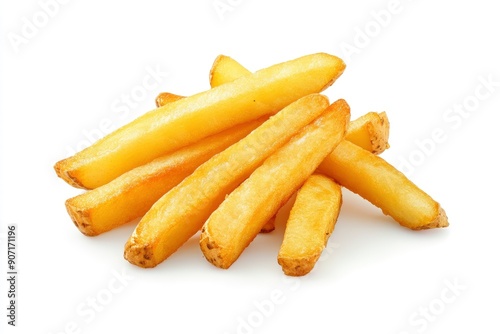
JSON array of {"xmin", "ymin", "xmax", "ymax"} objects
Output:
[{"xmin": 55, "ymin": 53, "xmax": 448, "ymax": 276}]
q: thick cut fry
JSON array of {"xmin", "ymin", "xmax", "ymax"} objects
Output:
[
  {"xmin": 317, "ymin": 140, "xmax": 448, "ymax": 230},
  {"xmin": 209, "ymin": 55, "xmax": 251, "ymax": 87},
  {"xmin": 278, "ymin": 174, "xmax": 342, "ymax": 276},
  {"xmin": 346, "ymin": 112, "xmax": 389, "ymax": 154},
  {"xmin": 124, "ymin": 94, "xmax": 331, "ymax": 268},
  {"xmin": 55, "ymin": 53, "xmax": 345, "ymax": 189},
  {"xmin": 155, "ymin": 92, "xmax": 184, "ymax": 107},
  {"xmin": 65, "ymin": 120, "xmax": 264, "ymax": 236},
  {"xmin": 208, "ymin": 56, "xmax": 389, "ymax": 155},
  {"xmin": 200, "ymin": 99, "xmax": 350, "ymax": 269}
]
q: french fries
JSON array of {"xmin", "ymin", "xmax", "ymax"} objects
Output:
[
  {"xmin": 55, "ymin": 51, "xmax": 449, "ymax": 276},
  {"xmin": 207, "ymin": 57, "xmax": 448, "ymax": 230},
  {"xmin": 124, "ymin": 94, "xmax": 331, "ymax": 268},
  {"xmin": 199, "ymin": 99, "xmax": 350, "ymax": 269},
  {"xmin": 54, "ymin": 53, "xmax": 346, "ymax": 189},
  {"xmin": 155, "ymin": 92, "xmax": 184, "ymax": 107},
  {"xmin": 70, "ymin": 58, "xmax": 387, "ymax": 237},
  {"xmin": 154, "ymin": 59, "xmax": 388, "ymax": 238},
  {"xmin": 65, "ymin": 120, "xmax": 265, "ymax": 236},
  {"xmin": 78, "ymin": 82, "xmax": 366, "ymax": 238},
  {"xmin": 209, "ymin": 55, "xmax": 251, "ymax": 87},
  {"xmin": 68, "ymin": 109, "xmax": 389, "ymax": 237},
  {"xmin": 346, "ymin": 112, "xmax": 389, "ymax": 154},
  {"xmin": 278, "ymin": 174, "xmax": 342, "ymax": 276},
  {"xmin": 209, "ymin": 56, "xmax": 391, "ymax": 154},
  {"xmin": 317, "ymin": 140, "xmax": 448, "ymax": 230}
]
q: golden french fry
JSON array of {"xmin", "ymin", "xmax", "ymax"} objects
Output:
[
  {"xmin": 55, "ymin": 53, "xmax": 346, "ymax": 189},
  {"xmin": 155, "ymin": 92, "xmax": 184, "ymax": 107},
  {"xmin": 209, "ymin": 55, "xmax": 251, "ymax": 87},
  {"xmin": 278, "ymin": 174, "xmax": 342, "ymax": 276},
  {"xmin": 209, "ymin": 57, "xmax": 390, "ymax": 155},
  {"xmin": 65, "ymin": 120, "xmax": 264, "ymax": 236},
  {"xmin": 124, "ymin": 94, "xmax": 331, "ymax": 268},
  {"xmin": 346, "ymin": 112, "xmax": 389, "ymax": 154},
  {"xmin": 317, "ymin": 140, "xmax": 448, "ymax": 230},
  {"xmin": 200, "ymin": 99, "xmax": 350, "ymax": 269}
]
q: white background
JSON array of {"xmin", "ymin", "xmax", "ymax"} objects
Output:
[{"xmin": 1, "ymin": 0, "xmax": 499, "ymax": 333}]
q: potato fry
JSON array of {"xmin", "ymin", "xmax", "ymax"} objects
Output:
[
  {"xmin": 155, "ymin": 92, "xmax": 184, "ymax": 107},
  {"xmin": 124, "ymin": 94, "xmax": 331, "ymax": 268},
  {"xmin": 207, "ymin": 56, "xmax": 390, "ymax": 155},
  {"xmin": 209, "ymin": 55, "xmax": 251, "ymax": 88},
  {"xmin": 278, "ymin": 174, "xmax": 342, "ymax": 276},
  {"xmin": 54, "ymin": 53, "xmax": 346, "ymax": 189},
  {"xmin": 65, "ymin": 120, "xmax": 264, "ymax": 236},
  {"xmin": 200, "ymin": 99, "xmax": 350, "ymax": 269},
  {"xmin": 346, "ymin": 112, "xmax": 389, "ymax": 154},
  {"xmin": 317, "ymin": 140, "xmax": 448, "ymax": 230}
]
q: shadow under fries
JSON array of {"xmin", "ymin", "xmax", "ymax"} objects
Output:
[
  {"xmin": 76, "ymin": 183, "xmax": 449, "ymax": 279},
  {"xmin": 316, "ymin": 188, "xmax": 451, "ymax": 278}
]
